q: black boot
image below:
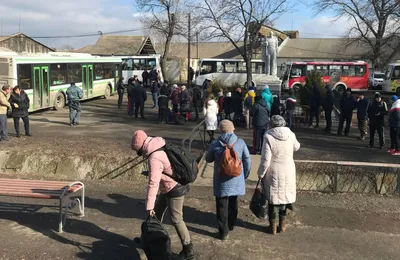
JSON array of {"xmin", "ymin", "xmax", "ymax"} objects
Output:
[{"xmin": 178, "ymin": 243, "xmax": 195, "ymax": 260}]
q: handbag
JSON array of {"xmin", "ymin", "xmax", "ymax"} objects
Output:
[{"xmin": 250, "ymin": 179, "xmax": 268, "ymax": 219}]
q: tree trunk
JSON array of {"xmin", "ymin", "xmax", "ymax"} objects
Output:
[
  {"xmin": 161, "ymin": 33, "xmax": 173, "ymax": 81},
  {"xmin": 245, "ymin": 57, "xmax": 253, "ymax": 88}
]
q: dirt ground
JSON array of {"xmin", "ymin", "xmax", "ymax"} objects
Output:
[{"xmin": 0, "ymin": 94, "xmax": 398, "ymax": 163}]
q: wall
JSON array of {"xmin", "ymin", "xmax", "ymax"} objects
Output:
[
  {"xmin": 0, "ymin": 35, "xmax": 53, "ymax": 54},
  {"xmin": 164, "ymin": 57, "xmax": 198, "ymax": 83}
]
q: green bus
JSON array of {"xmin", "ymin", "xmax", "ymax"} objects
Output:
[{"xmin": 0, "ymin": 52, "xmax": 121, "ymax": 112}]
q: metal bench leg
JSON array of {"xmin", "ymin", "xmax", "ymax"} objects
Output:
[
  {"xmin": 81, "ymin": 184, "xmax": 85, "ymax": 217},
  {"xmin": 59, "ymin": 198, "xmax": 64, "ymax": 233}
]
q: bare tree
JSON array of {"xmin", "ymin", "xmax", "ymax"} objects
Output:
[
  {"xmin": 135, "ymin": 0, "xmax": 188, "ymax": 78},
  {"xmin": 199, "ymin": 0, "xmax": 287, "ymax": 87},
  {"xmin": 315, "ymin": 0, "xmax": 400, "ymax": 69}
]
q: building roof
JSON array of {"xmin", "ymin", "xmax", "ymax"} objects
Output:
[
  {"xmin": 82, "ymin": 35, "xmax": 156, "ymax": 56},
  {"xmin": 73, "ymin": 45, "xmax": 94, "ymax": 53},
  {"xmin": 0, "ymin": 33, "xmax": 54, "ymax": 52}
]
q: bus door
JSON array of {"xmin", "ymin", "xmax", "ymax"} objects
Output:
[
  {"xmin": 82, "ymin": 65, "xmax": 94, "ymax": 98},
  {"xmin": 32, "ymin": 66, "xmax": 50, "ymax": 109}
]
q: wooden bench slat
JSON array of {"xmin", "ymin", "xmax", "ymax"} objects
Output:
[
  {"xmin": 0, "ymin": 191, "xmax": 60, "ymax": 199},
  {"xmin": 0, "ymin": 178, "xmax": 71, "ymax": 184},
  {"xmin": 0, "ymin": 183, "xmax": 74, "ymax": 188}
]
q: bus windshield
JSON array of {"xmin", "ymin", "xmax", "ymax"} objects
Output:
[{"xmin": 290, "ymin": 64, "xmax": 306, "ymax": 78}]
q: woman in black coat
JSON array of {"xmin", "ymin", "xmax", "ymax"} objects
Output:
[{"xmin": 9, "ymin": 86, "xmax": 31, "ymax": 137}]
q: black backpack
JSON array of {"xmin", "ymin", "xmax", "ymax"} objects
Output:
[
  {"xmin": 140, "ymin": 216, "xmax": 172, "ymax": 260},
  {"xmin": 161, "ymin": 143, "xmax": 198, "ymax": 185}
]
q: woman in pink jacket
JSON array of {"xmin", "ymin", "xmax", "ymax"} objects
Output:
[
  {"xmin": 257, "ymin": 115, "xmax": 300, "ymax": 235},
  {"xmin": 131, "ymin": 130, "xmax": 194, "ymax": 259}
]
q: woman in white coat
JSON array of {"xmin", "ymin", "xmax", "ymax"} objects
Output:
[
  {"xmin": 257, "ymin": 115, "xmax": 300, "ymax": 235},
  {"xmin": 204, "ymin": 94, "xmax": 218, "ymax": 143}
]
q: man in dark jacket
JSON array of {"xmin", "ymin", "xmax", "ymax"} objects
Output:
[
  {"xmin": 132, "ymin": 81, "xmax": 147, "ymax": 119},
  {"xmin": 66, "ymin": 82, "xmax": 83, "ymax": 126},
  {"xmin": 232, "ymin": 88, "xmax": 243, "ymax": 126},
  {"xmin": 367, "ymin": 92, "xmax": 388, "ymax": 149},
  {"xmin": 388, "ymin": 95, "xmax": 400, "ymax": 155},
  {"xmin": 192, "ymin": 85, "xmax": 203, "ymax": 120},
  {"xmin": 224, "ymin": 92, "xmax": 233, "ymax": 121},
  {"xmin": 158, "ymin": 93, "xmax": 169, "ymax": 124},
  {"xmin": 286, "ymin": 89, "xmax": 297, "ymax": 130},
  {"xmin": 142, "ymin": 69, "xmax": 149, "ymax": 87},
  {"xmin": 150, "ymin": 68, "xmax": 158, "ymax": 81},
  {"xmin": 202, "ymin": 79, "xmax": 211, "ymax": 98},
  {"xmin": 250, "ymin": 96, "xmax": 269, "ymax": 154},
  {"xmin": 179, "ymin": 85, "xmax": 191, "ymax": 121},
  {"xmin": 337, "ymin": 88, "xmax": 356, "ymax": 136},
  {"xmin": 356, "ymin": 94, "xmax": 370, "ymax": 140},
  {"xmin": 9, "ymin": 86, "xmax": 31, "ymax": 137},
  {"xmin": 271, "ymin": 95, "xmax": 280, "ymax": 117},
  {"xmin": 309, "ymin": 82, "xmax": 321, "ymax": 128},
  {"xmin": 117, "ymin": 77, "xmax": 124, "ymax": 109},
  {"xmin": 127, "ymin": 79, "xmax": 137, "ymax": 116},
  {"xmin": 323, "ymin": 84, "xmax": 334, "ymax": 133}
]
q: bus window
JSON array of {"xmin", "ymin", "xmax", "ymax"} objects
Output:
[
  {"xmin": 104, "ymin": 63, "xmax": 114, "ymax": 79},
  {"xmin": 224, "ymin": 61, "xmax": 237, "ymax": 73},
  {"xmin": 290, "ymin": 64, "xmax": 306, "ymax": 78},
  {"xmin": 200, "ymin": 61, "xmax": 215, "ymax": 75},
  {"xmin": 146, "ymin": 58, "xmax": 156, "ymax": 70},
  {"xmin": 68, "ymin": 64, "xmax": 82, "ymax": 83},
  {"xmin": 238, "ymin": 62, "xmax": 246, "ymax": 73},
  {"xmin": 50, "ymin": 64, "xmax": 67, "ymax": 85},
  {"xmin": 315, "ymin": 65, "xmax": 329, "ymax": 76},
  {"xmin": 342, "ymin": 65, "xmax": 356, "ymax": 76},
  {"xmin": 122, "ymin": 59, "xmax": 133, "ymax": 70},
  {"xmin": 94, "ymin": 64, "xmax": 105, "ymax": 80},
  {"xmin": 18, "ymin": 64, "xmax": 32, "ymax": 89},
  {"xmin": 354, "ymin": 65, "xmax": 366, "ymax": 76},
  {"xmin": 329, "ymin": 65, "xmax": 342, "ymax": 75},
  {"xmin": 393, "ymin": 66, "xmax": 400, "ymax": 80}
]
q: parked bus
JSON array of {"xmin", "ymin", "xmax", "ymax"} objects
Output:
[
  {"xmin": 121, "ymin": 55, "xmax": 162, "ymax": 85},
  {"xmin": 281, "ymin": 61, "xmax": 369, "ymax": 92},
  {"xmin": 383, "ymin": 63, "xmax": 400, "ymax": 94},
  {"xmin": 195, "ymin": 58, "xmax": 268, "ymax": 87},
  {"xmin": 0, "ymin": 52, "xmax": 121, "ymax": 112}
]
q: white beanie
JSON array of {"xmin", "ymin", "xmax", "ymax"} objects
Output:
[{"xmin": 226, "ymin": 92, "xmax": 232, "ymax": 97}]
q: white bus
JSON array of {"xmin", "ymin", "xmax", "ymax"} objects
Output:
[
  {"xmin": 121, "ymin": 55, "xmax": 162, "ymax": 85},
  {"xmin": 195, "ymin": 58, "xmax": 268, "ymax": 87},
  {"xmin": 383, "ymin": 63, "xmax": 400, "ymax": 94},
  {"xmin": 0, "ymin": 52, "xmax": 121, "ymax": 112}
]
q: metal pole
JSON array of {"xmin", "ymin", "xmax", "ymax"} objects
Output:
[
  {"xmin": 187, "ymin": 13, "xmax": 191, "ymax": 88},
  {"xmin": 196, "ymin": 32, "xmax": 199, "ymax": 59}
]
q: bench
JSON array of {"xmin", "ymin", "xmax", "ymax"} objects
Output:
[{"xmin": 0, "ymin": 178, "xmax": 85, "ymax": 233}]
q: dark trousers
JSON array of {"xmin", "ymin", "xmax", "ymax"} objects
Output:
[
  {"xmin": 135, "ymin": 101, "xmax": 145, "ymax": 118},
  {"xmin": 216, "ymin": 196, "xmax": 238, "ymax": 237},
  {"xmin": 233, "ymin": 112, "xmax": 241, "ymax": 126},
  {"xmin": 194, "ymin": 106, "xmax": 199, "ymax": 120},
  {"xmin": 253, "ymin": 127, "xmax": 267, "ymax": 154},
  {"xmin": 13, "ymin": 116, "xmax": 30, "ymax": 135},
  {"xmin": 358, "ymin": 119, "xmax": 368, "ymax": 138},
  {"xmin": 173, "ymin": 104, "xmax": 179, "ymax": 114},
  {"xmin": 158, "ymin": 108, "xmax": 168, "ymax": 123},
  {"xmin": 309, "ymin": 107, "xmax": 319, "ymax": 126},
  {"xmin": 117, "ymin": 88, "xmax": 124, "ymax": 109},
  {"xmin": 369, "ymin": 124, "xmax": 384, "ymax": 147},
  {"xmin": 207, "ymin": 130, "xmax": 215, "ymax": 142},
  {"xmin": 287, "ymin": 109, "xmax": 294, "ymax": 130},
  {"xmin": 324, "ymin": 108, "xmax": 332, "ymax": 131},
  {"xmin": 390, "ymin": 127, "xmax": 400, "ymax": 150},
  {"xmin": 268, "ymin": 204, "xmax": 287, "ymax": 222},
  {"xmin": 337, "ymin": 113, "xmax": 352, "ymax": 135},
  {"xmin": 128, "ymin": 97, "xmax": 135, "ymax": 115},
  {"xmin": 0, "ymin": 114, "xmax": 8, "ymax": 140}
]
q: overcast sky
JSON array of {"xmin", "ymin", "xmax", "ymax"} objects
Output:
[{"xmin": 0, "ymin": 0, "xmax": 350, "ymax": 49}]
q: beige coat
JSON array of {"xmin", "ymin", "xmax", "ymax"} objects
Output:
[
  {"xmin": 0, "ymin": 90, "xmax": 11, "ymax": 115},
  {"xmin": 257, "ymin": 127, "xmax": 300, "ymax": 205}
]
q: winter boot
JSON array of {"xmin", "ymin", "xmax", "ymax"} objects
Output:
[
  {"xmin": 269, "ymin": 220, "xmax": 277, "ymax": 235},
  {"xmin": 178, "ymin": 243, "xmax": 195, "ymax": 260},
  {"xmin": 279, "ymin": 216, "xmax": 287, "ymax": 233}
]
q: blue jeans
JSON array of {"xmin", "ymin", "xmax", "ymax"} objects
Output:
[
  {"xmin": 0, "ymin": 114, "xmax": 8, "ymax": 140},
  {"xmin": 152, "ymin": 92, "xmax": 158, "ymax": 108}
]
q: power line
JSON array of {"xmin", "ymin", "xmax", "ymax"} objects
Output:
[{"xmin": 29, "ymin": 28, "xmax": 143, "ymax": 39}]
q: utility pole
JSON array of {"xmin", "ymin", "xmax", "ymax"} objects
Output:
[
  {"xmin": 196, "ymin": 32, "xmax": 199, "ymax": 59},
  {"xmin": 187, "ymin": 13, "xmax": 191, "ymax": 88}
]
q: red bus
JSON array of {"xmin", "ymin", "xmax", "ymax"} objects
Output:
[{"xmin": 281, "ymin": 61, "xmax": 369, "ymax": 93}]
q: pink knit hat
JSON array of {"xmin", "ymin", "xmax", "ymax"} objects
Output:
[{"xmin": 131, "ymin": 130, "xmax": 148, "ymax": 151}]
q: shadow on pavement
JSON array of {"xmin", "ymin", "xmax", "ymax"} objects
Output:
[{"xmin": 0, "ymin": 202, "xmax": 140, "ymax": 260}]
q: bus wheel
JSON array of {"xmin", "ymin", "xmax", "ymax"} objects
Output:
[
  {"xmin": 336, "ymin": 85, "xmax": 346, "ymax": 94},
  {"xmin": 54, "ymin": 92, "xmax": 65, "ymax": 110},
  {"xmin": 104, "ymin": 85, "xmax": 111, "ymax": 99}
]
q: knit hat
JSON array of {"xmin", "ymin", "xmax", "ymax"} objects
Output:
[
  {"xmin": 392, "ymin": 95, "xmax": 398, "ymax": 102},
  {"xmin": 226, "ymin": 92, "xmax": 232, "ymax": 97},
  {"xmin": 248, "ymin": 86, "xmax": 255, "ymax": 91},
  {"xmin": 219, "ymin": 120, "xmax": 235, "ymax": 133},
  {"xmin": 181, "ymin": 85, "xmax": 186, "ymax": 91},
  {"xmin": 270, "ymin": 115, "xmax": 286, "ymax": 128},
  {"xmin": 374, "ymin": 92, "xmax": 382, "ymax": 99},
  {"xmin": 131, "ymin": 130, "xmax": 148, "ymax": 151},
  {"xmin": 172, "ymin": 84, "xmax": 178, "ymax": 89},
  {"xmin": 236, "ymin": 88, "xmax": 242, "ymax": 93}
]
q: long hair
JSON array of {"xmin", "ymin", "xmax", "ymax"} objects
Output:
[{"xmin": 204, "ymin": 94, "xmax": 215, "ymax": 109}]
